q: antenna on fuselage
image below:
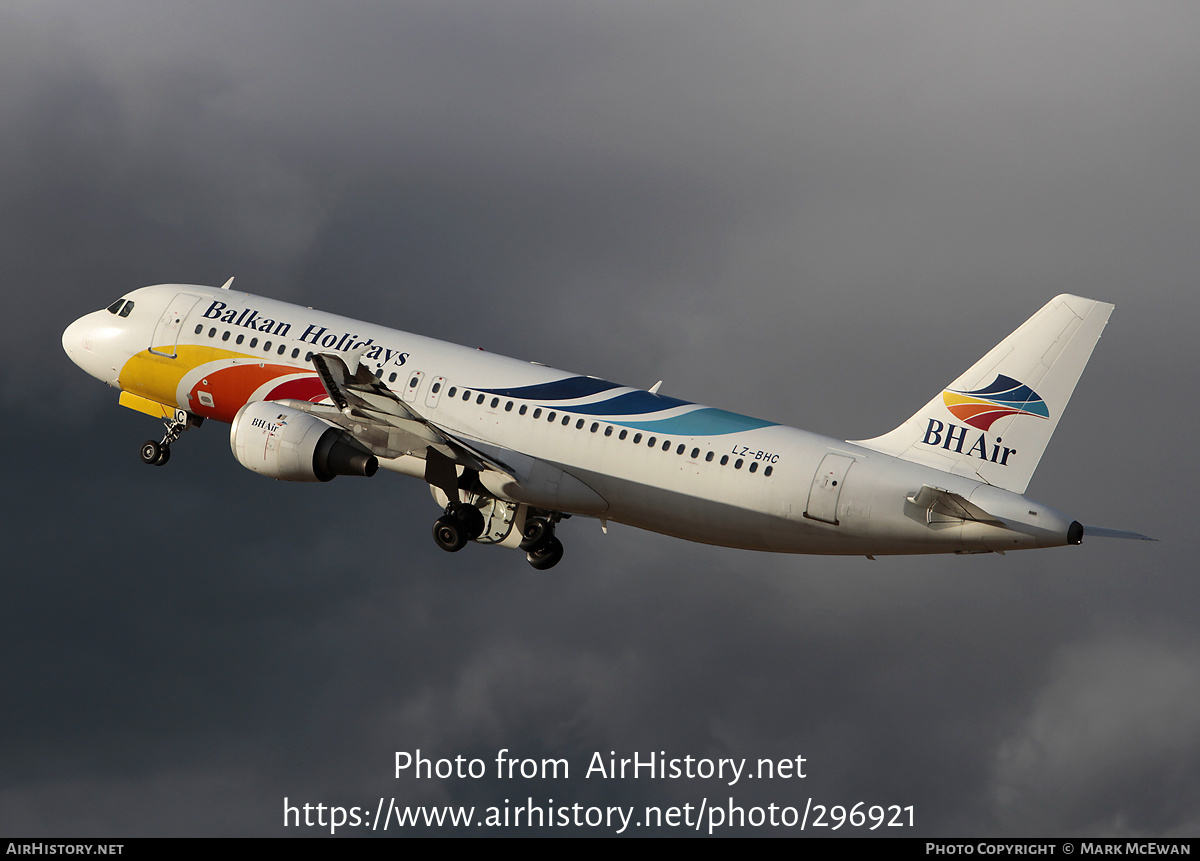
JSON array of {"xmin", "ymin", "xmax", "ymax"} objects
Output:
[{"xmin": 220, "ymin": 277, "xmax": 235, "ymax": 290}]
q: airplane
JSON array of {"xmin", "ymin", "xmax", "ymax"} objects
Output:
[{"xmin": 62, "ymin": 282, "xmax": 1151, "ymax": 569}]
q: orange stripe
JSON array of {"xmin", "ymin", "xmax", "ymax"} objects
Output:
[{"xmin": 190, "ymin": 363, "xmax": 312, "ymax": 423}]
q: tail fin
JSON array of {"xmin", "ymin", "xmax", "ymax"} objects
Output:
[{"xmin": 853, "ymin": 294, "xmax": 1113, "ymax": 494}]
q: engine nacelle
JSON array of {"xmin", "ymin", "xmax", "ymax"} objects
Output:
[{"xmin": 230, "ymin": 401, "xmax": 378, "ymax": 482}]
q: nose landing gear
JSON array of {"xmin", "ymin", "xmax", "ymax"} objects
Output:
[
  {"xmin": 138, "ymin": 409, "xmax": 202, "ymax": 467},
  {"xmin": 139, "ymin": 439, "xmax": 171, "ymax": 466}
]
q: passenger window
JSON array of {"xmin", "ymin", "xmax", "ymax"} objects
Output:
[
  {"xmin": 604, "ymin": 426, "xmax": 612, "ymax": 437},
  {"xmin": 720, "ymin": 455, "xmax": 729, "ymax": 466},
  {"xmin": 519, "ymin": 405, "xmax": 528, "ymax": 416},
  {"xmin": 662, "ymin": 440, "xmax": 670, "ymax": 451},
  {"xmin": 591, "ymin": 423, "xmax": 599, "ymax": 433},
  {"xmin": 705, "ymin": 451, "xmax": 714, "ymax": 462},
  {"xmin": 547, "ymin": 412, "xmax": 556, "ymax": 422},
  {"xmin": 533, "ymin": 408, "xmax": 541, "ymax": 418},
  {"xmin": 250, "ymin": 338, "xmax": 258, "ymax": 347},
  {"xmin": 490, "ymin": 397, "xmax": 498, "ymax": 408},
  {"xmin": 677, "ymin": 445, "xmax": 685, "ymax": 455},
  {"xmin": 620, "ymin": 430, "xmax": 628, "ymax": 440},
  {"xmin": 291, "ymin": 348, "xmax": 299, "ymax": 358},
  {"xmin": 477, "ymin": 394, "xmax": 485, "ymax": 405},
  {"xmin": 764, "ymin": 466, "xmax": 773, "ymax": 477},
  {"xmin": 222, "ymin": 331, "xmax": 230, "ymax": 341},
  {"xmin": 633, "ymin": 433, "xmax": 642, "ymax": 444},
  {"xmin": 208, "ymin": 328, "xmax": 217, "ymax": 338},
  {"xmin": 388, "ymin": 372, "xmax": 397, "ymax": 382},
  {"xmin": 277, "ymin": 344, "xmax": 285, "ymax": 355},
  {"xmin": 237, "ymin": 334, "xmax": 245, "ymax": 344},
  {"xmin": 735, "ymin": 459, "xmax": 743, "ymax": 469},
  {"xmin": 194, "ymin": 324, "xmax": 203, "ymax": 335},
  {"xmin": 448, "ymin": 387, "xmax": 457, "ymax": 398},
  {"xmin": 505, "ymin": 401, "xmax": 513, "ymax": 412},
  {"xmin": 648, "ymin": 436, "xmax": 657, "ymax": 447},
  {"xmin": 562, "ymin": 415, "xmax": 570, "ymax": 426},
  {"xmin": 264, "ymin": 341, "xmax": 272, "ymax": 351},
  {"xmin": 749, "ymin": 462, "xmax": 758, "ymax": 473},
  {"xmin": 431, "ymin": 382, "xmax": 441, "ymax": 394},
  {"xmin": 690, "ymin": 448, "xmax": 699, "ymax": 458}
]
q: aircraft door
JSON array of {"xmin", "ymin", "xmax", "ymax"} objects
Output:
[
  {"xmin": 805, "ymin": 453, "xmax": 855, "ymax": 525},
  {"xmin": 149, "ymin": 294, "xmax": 203, "ymax": 358}
]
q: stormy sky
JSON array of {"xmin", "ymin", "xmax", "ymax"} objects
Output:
[{"xmin": 4, "ymin": 1, "xmax": 1197, "ymax": 836}]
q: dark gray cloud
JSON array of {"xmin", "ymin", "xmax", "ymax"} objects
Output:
[{"xmin": 4, "ymin": 0, "xmax": 1197, "ymax": 836}]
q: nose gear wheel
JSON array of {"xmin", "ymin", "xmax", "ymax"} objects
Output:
[{"xmin": 137, "ymin": 409, "xmax": 202, "ymax": 467}]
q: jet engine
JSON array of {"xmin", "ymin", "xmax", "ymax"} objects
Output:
[{"xmin": 230, "ymin": 401, "xmax": 378, "ymax": 482}]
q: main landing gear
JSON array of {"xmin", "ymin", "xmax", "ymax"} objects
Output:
[
  {"xmin": 432, "ymin": 503, "xmax": 486, "ymax": 553},
  {"xmin": 520, "ymin": 517, "xmax": 564, "ymax": 570},
  {"xmin": 139, "ymin": 410, "xmax": 202, "ymax": 467},
  {"xmin": 429, "ymin": 504, "xmax": 566, "ymax": 570}
]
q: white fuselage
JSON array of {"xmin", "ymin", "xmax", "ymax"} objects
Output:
[{"xmin": 63, "ymin": 284, "xmax": 1080, "ymax": 557}]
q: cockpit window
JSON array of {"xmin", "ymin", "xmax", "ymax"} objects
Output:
[
  {"xmin": 118, "ymin": 300, "xmax": 134, "ymax": 317},
  {"xmin": 107, "ymin": 299, "xmax": 125, "ymax": 314}
]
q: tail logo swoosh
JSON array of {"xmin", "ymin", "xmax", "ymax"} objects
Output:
[{"xmin": 941, "ymin": 374, "xmax": 1050, "ymax": 431}]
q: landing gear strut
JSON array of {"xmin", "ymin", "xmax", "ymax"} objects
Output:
[
  {"xmin": 139, "ymin": 409, "xmax": 201, "ymax": 467},
  {"xmin": 521, "ymin": 517, "xmax": 565, "ymax": 570}
]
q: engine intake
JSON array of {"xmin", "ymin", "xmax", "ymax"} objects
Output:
[{"xmin": 230, "ymin": 401, "xmax": 378, "ymax": 482}]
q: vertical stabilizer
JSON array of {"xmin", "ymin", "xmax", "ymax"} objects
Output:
[{"xmin": 853, "ymin": 294, "xmax": 1113, "ymax": 494}]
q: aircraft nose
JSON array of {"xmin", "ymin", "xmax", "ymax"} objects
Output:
[
  {"xmin": 62, "ymin": 311, "xmax": 122, "ymax": 384},
  {"xmin": 62, "ymin": 316, "xmax": 87, "ymax": 362}
]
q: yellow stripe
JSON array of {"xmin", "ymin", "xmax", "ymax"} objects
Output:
[
  {"xmin": 942, "ymin": 391, "xmax": 991, "ymax": 409},
  {"xmin": 118, "ymin": 345, "xmax": 254, "ymax": 407}
]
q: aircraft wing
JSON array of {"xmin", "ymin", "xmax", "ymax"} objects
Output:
[
  {"xmin": 305, "ymin": 352, "xmax": 607, "ymax": 514},
  {"xmin": 308, "ymin": 351, "xmax": 517, "ymax": 479}
]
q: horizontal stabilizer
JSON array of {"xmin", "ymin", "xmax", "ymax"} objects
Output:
[{"xmin": 1083, "ymin": 525, "xmax": 1156, "ymax": 542}]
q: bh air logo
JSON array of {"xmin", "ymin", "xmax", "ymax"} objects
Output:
[
  {"xmin": 920, "ymin": 374, "xmax": 1049, "ymax": 467},
  {"xmin": 250, "ymin": 413, "xmax": 289, "ymax": 436}
]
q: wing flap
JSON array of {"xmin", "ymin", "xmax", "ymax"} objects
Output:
[
  {"xmin": 309, "ymin": 352, "xmax": 515, "ymax": 478},
  {"xmin": 304, "ymin": 352, "xmax": 606, "ymax": 512}
]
